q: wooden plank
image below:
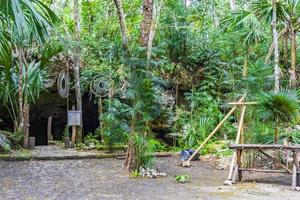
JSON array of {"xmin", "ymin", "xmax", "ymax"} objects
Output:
[
  {"xmin": 259, "ymin": 149, "xmax": 292, "ymax": 174},
  {"xmin": 239, "ymin": 168, "xmax": 288, "ymax": 173}
]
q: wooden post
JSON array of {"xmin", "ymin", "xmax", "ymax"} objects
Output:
[
  {"xmin": 71, "ymin": 105, "xmax": 76, "ymax": 147},
  {"xmin": 297, "ymin": 152, "xmax": 300, "ymax": 188},
  {"xmin": 29, "ymin": 137, "xmax": 36, "ymax": 149},
  {"xmin": 225, "ymin": 105, "xmax": 247, "ymax": 183},
  {"xmin": 292, "ymin": 151, "xmax": 300, "ymax": 190},
  {"xmin": 292, "ymin": 151, "xmax": 297, "ymax": 190},
  {"xmin": 237, "ymin": 149, "xmax": 243, "ymax": 182},
  {"xmin": 232, "ymin": 164, "xmax": 239, "ymax": 184},
  {"xmin": 47, "ymin": 116, "xmax": 53, "ymax": 143},
  {"xmin": 182, "ymin": 95, "xmax": 246, "ymax": 167},
  {"xmin": 98, "ymin": 97, "xmax": 104, "ymax": 143}
]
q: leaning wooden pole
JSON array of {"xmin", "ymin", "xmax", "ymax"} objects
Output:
[
  {"xmin": 225, "ymin": 104, "xmax": 246, "ymax": 184},
  {"xmin": 182, "ymin": 95, "xmax": 245, "ymax": 167}
]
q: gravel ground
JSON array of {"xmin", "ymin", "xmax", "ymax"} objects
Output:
[{"xmin": 0, "ymin": 157, "xmax": 298, "ymax": 200}]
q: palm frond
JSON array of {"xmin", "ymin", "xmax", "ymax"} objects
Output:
[{"xmin": 258, "ymin": 89, "xmax": 299, "ymax": 122}]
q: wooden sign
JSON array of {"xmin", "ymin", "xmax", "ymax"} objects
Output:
[{"xmin": 68, "ymin": 111, "xmax": 82, "ymax": 126}]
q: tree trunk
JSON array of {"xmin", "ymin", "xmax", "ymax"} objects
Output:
[
  {"xmin": 140, "ymin": 0, "xmax": 154, "ymax": 47},
  {"xmin": 243, "ymin": 50, "xmax": 249, "ymax": 77},
  {"xmin": 146, "ymin": 0, "xmax": 164, "ymax": 61},
  {"xmin": 272, "ymin": 0, "xmax": 280, "ymax": 93},
  {"xmin": 73, "ymin": 0, "xmax": 83, "ymax": 143},
  {"xmin": 16, "ymin": 47, "xmax": 24, "ymax": 135},
  {"xmin": 23, "ymin": 102, "xmax": 30, "ymax": 148},
  {"xmin": 113, "ymin": 0, "xmax": 129, "ymax": 51},
  {"xmin": 229, "ymin": 0, "xmax": 237, "ymax": 11},
  {"xmin": 289, "ymin": 28, "xmax": 297, "ymax": 87}
]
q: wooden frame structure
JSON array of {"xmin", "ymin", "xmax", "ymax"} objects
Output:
[
  {"xmin": 225, "ymin": 100, "xmax": 300, "ymax": 190},
  {"xmin": 181, "ymin": 95, "xmax": 300, "ymax": 190}
]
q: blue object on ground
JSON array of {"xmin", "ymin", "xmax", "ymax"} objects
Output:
[{"xmin": 180, "ymin": 149, "xmax": 195, "ymax": 161}]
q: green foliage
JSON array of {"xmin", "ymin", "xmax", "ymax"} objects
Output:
[
  {"xmin": 132, "ymin": 134, "xmax": 154, "ymax": 170},
  {"xmin": 244, "ymin": 121, "xmax": 274, "ymax": 144},
  {"xmin": 101, "ymin": 98, "xmax": 129, "ymax": 152},
  {"xmin": 63, "ymin": 126, "xmax": 69, "ymax": 138},
  {"xmin": 148, "ymin": 139, "xmax": 167, "ymax": 152},
  {"xmin": 176, "ymin": 89, "xmax": 233, "ymax": 149},
  {"xmin": 9, "ymin": 131, "xmax": 23, "ymax": 145},
  {"xmin": 175, "ymin": 174, "xmax": 191, "ymax": 184},
  {"xmin": 131, "ymin": 170, "xmax": 140, "ymax": 179},
  {"xmin": 84, "ymin": 133, "xmax": 100, "ymax": 147},
  {"xmin": 280, "ymin": 130, "xmax": 300, "ymax": 144},
  {"xmin": 258, "ymin": 89, "xmax": 299, "ymax": 123},
  {"xmin": 1, "ymin": 143, "xmax": 11, "ymax": 153}
]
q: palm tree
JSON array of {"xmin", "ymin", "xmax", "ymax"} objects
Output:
[
  {"xmin": 250, "ymin": 0, "xmax": 288, "ymax": 93},
  {"xmin": 258, "ymin": 88, "xmax": 299, "ymax": 143},
  {"xmin": 221, "ymin": 9, "xmax": 265, "ymax": 77},
  {"xmin": 0, "ymin": 0, "xmax": 56, "ymax": 147}
]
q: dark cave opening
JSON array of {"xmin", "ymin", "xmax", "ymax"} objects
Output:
[{"xmin": 29, "ymin": 91, "xmax": 99, "ymax": 145}]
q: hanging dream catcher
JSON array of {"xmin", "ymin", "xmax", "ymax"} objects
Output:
[
  {"xmin": 57, "ymin": 69, "xmax": 69, "ymax": 98},
  {"xmin": 90, "ymin": 77, "xmax": 110, "ymax": 97}
]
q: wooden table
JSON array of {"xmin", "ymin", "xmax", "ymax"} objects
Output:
[{"xmin": 229, "ymin": 144, "xmax": 300, "ymax": 190}]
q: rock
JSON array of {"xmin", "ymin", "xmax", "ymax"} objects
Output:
[
  {"xmin": 224, "ymin": 180, "xmax": 232, "ymax": 185},
  {"xmin": 0, "ymin": 133, "xmax": 12, "ymax": 153},
  {"xmin": 181, "ymin": 161, "xmax": 191, "ymax": 167},
  {"xmin": 139, "ymin": 167, "xmax": 167, "ymax": 179}
]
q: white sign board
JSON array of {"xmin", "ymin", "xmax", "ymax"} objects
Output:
[{"xmin": 68, "ymin": 111, "xmax": 82, "ymax": 126}]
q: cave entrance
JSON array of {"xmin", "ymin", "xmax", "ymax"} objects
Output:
[{"xmin": 29, "ymin": 92, "xmax": 99, "ymax": 145}]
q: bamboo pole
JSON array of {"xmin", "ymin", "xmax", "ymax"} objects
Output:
[
  {"xmin": 228, "ymin": 100, "xmax": 300, "ymax": 106},
  {"xmin": 181, "ymin": 95, "xmax": 246, "ymax": 167},
  {"xmin": 225, "ymin": 105, "xmax": 247, "ymax": 183},
  {"xmin": 228, "ymin": 102, "xmax": 258, "ymax": 105}
]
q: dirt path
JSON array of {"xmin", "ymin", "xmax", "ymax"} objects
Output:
[{"xmin": 0, "ymin": 157, "xmax": 298, "ymax": 200}]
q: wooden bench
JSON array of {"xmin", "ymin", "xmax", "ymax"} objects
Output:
[{"xmin": 229, "ymin": 144, "xmax": 300, "ymax": 190}]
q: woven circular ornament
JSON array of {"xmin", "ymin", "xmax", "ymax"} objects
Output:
[
  {"xmin": 57, "ymin": 70, "xmax": 69, "ymax": 98},
  {"xmin": 90, "ymin": 77, "xmax": 110, "ymax": 97}
]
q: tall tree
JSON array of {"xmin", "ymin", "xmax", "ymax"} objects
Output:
[
  {"xmin": 286, "ymin": 0, "xmax": 299, "ymax": 87},
  {"xmin": 147, "ymin": 0, "xmax": 164, "ymax": 61},
  {"xmin": 140, "ymin": 0, "xmax": 154, "ymax": 47},
  {"xmin": 73, "ymin": 0, "xmax": 83, "ymax": 143},
  {"xmin": 113, "ymin": 0, "xmax": 129, "ymax": 51},
  {"xmin": 229, "ymin": 0, "xmax": 238, "ymax": 11},
  {"xmin": 272, "ymin": 0, "xmax": 280, "ymax": 93}
]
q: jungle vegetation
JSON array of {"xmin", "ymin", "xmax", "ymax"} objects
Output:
[{"xmin": 0, "ymin": 0, "xmax": 300, "ymax": 172}]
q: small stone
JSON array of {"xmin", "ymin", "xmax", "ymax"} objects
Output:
[
  {"xmin": 224, "ymin": 180, "xmax": 232, "ymax": 185},
  {"xmin": 181, "ymin": 161, "xmax": 191, "ymax": 167}
]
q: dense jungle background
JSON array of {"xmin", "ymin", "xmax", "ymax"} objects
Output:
[{"xmin": 1, "ymin": 0, "xmax": 300, "ymax": 171}]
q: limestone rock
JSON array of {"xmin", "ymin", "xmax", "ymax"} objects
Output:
[{"xmin": 0, "ymin": 133, "xmax": 12, "ymax": 153}]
